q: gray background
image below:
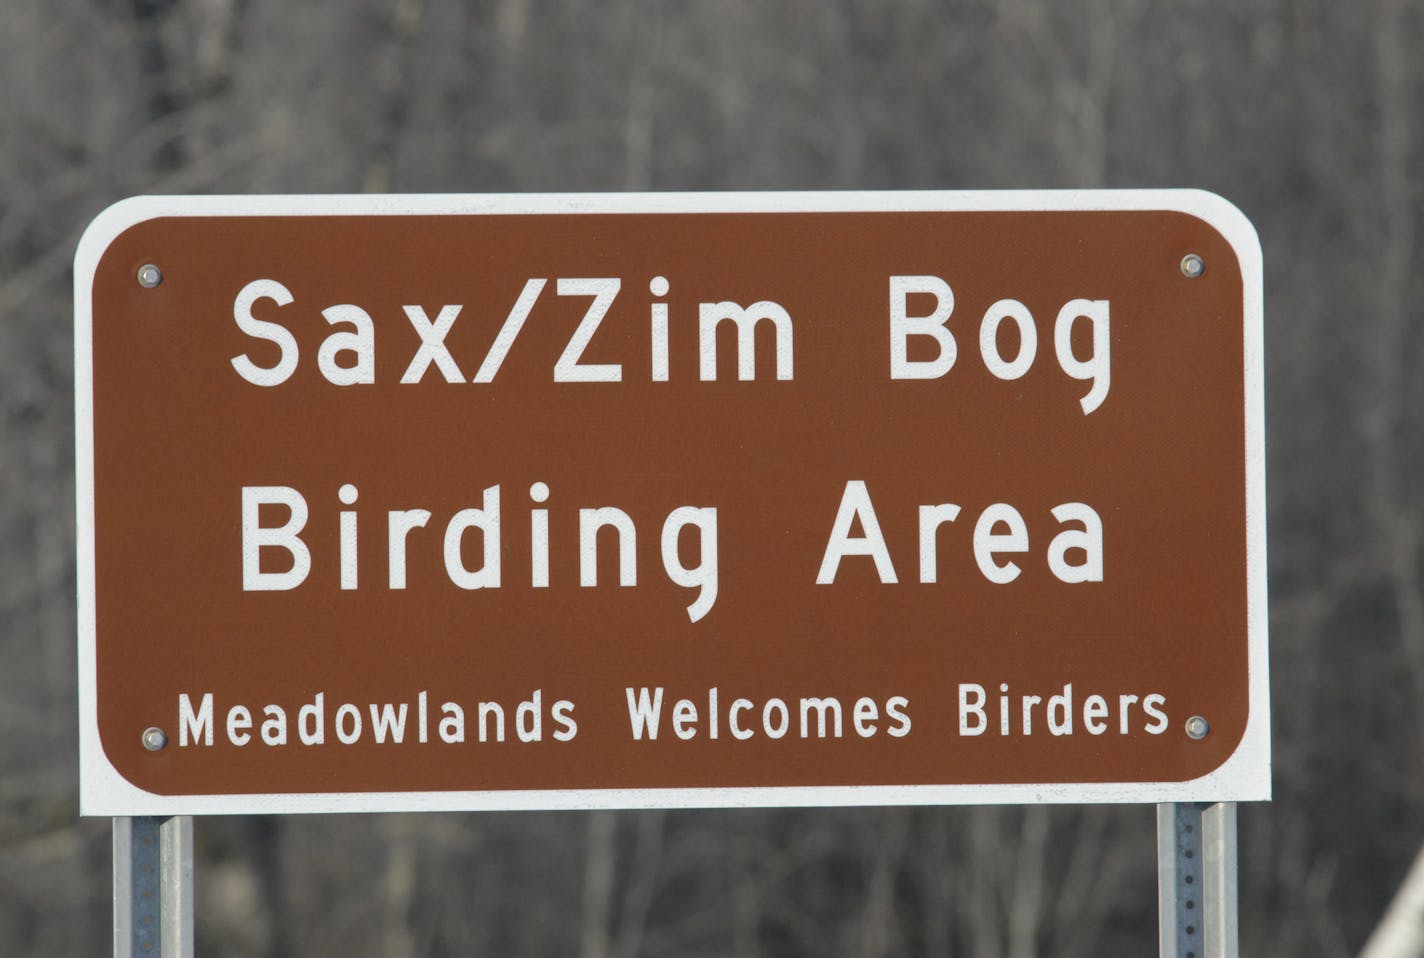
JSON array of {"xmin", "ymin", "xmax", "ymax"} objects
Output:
[{"xmin": 3, "ymin": 0, "xmax": 1422, "ymax": 954}]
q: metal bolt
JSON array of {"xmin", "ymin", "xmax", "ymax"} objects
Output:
[
  {"xmin": 137, "ymin": 264, "xmax": 163, "ymax": 288},
  {"xmin": 141, "ymin": 727, "xmax": 168, "ymax": 751},
  {"xmin": 1185, "ymin": 715, "xmax": 1210, "ymax": 740},
  {"xmin": 1180, "ymin": 253, "xmax": 1205, "ymax": 279}
]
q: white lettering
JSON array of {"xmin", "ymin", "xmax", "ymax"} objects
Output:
[
  {"xmin": 335, "ymin": 703, "xmax": 362, "ymax": 744},
  {"xmin": 179, "ymin": 692, "xmax": 213, "ymax": 747},
  {"xmin": 799, "ymin": 697, "xmax": 843, "ymax": 739},
  {"xmin": 226, "ymin": 705, "xmax": 252, "ymax": 746},
  {"xmin": 554, "ymin": 278, "xmax": 622, "ymax": 382},
  {"xmin": 231, "ymin": 279, "xmax": 298, "ymax": 386},
  {"xmin": 440, "ymin": 703, "xmax": 466, "ymax": 743},
  {"xmin": 443, "ymin": 485, "xmax": 501, "ymax": 590},
  {"xmin": 298, "ymin": 693, "xmax": 325, "ymax": 745},
  {"xmin": 516, "ymin": 690, "xmax": 543, "ymax": 742},
  {"xmin": 959, "ymin": 684, "xmax": 986, "ymax": 736},
  {"xmin": 580, "ymin": 507, "xmax": 636, "ymax": 587},
  {"xmin": 400, "ymin": 304, "xmax": 465, "ymax": 383},
  {"xmin": 973, "ymin": 503, "xmax": 1028, "ymax": 584},
  {"xmin": 317, "ymin": 304, "xmax": 376, "ymax": 386},
  {"xmin": 661, "ymin": 506, "xmax": 718, "ymax": 622},
  {"xmin": 473, "ymin": 279, "xmax": 546, "ymax": 383},
  {"xmin": 817, "ymin": 480, "xmax": 898, "ymax": 584},
  {"xmin": 917, "ymin": 502, "xmax": 962, "ymax": 584},
  {"xmin": 699, "ymin": 300, "xmax": 794, "ymax": 381},
  {"xmin": 1054, "ymin": 299, "xmax": 1110, "ymax": 414},
  {"xmin": 552, "ymin": 700, "xmax": 578, "ymax": 741},
  {"xmin": 1048, "ymin": 503, "xmax": 1104, "ymax": 583},
  {"xmin": 387, "ymin": 509, "xmax": 431, "ymax": 589},
  {"xmin": 242, "ymin": 486, "xmax": 311, "ymax": 591},
  {"xmin": 261, "ymin": 705, "xmax": 287, "ymax": 745},
  {"xmin": 626, "ymin": 687, "xmax": 663, "ymax": 741},
  {"xmin": 368, "ymin": 703, "xmax": 408, "ymax": 744},
  {"xmin": 979, "ymin": 298, "xmax": 1037, "ymax": 380},
  {"xmin": 889, "ymin": 275, "xmax": 955, "ymax": 379}
]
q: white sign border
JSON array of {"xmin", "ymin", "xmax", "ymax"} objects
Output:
[{"xmin": 76, "ymin": 189, "xmax": 1268, "ymax": 815}]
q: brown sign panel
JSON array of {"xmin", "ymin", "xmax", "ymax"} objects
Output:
[{"xmin": 77, "ymin": 192, "xmax": 1268, "ymax": 814}]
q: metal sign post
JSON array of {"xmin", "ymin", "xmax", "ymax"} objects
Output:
[
  {"xmin": 1159, "ymin": 802, "xmax": 1239, "ymax": 958},
  {"xmin": 114, "ymin": 816, "xmax": 193, "ymax": 958},
  {"xmin": 111, "ymin": 805, "xmax": 1241, "ymax": 955}
]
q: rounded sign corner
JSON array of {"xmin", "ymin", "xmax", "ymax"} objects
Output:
[
  {"xmin": 1183, "ymin": 704, "xmax": 1272, "ymax": 802},
  {"xmin": 1160, "ymin": 189, "xmax": 1264, "ymax": 280},
  {"xmin": 81, "ymin": 737, "xmax": 170, "ymax": 818},
  {"xmin": 75, "ymin": 196, "xmax": 174, "ymax": 274}
]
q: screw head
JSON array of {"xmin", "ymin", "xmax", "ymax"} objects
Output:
[
  {"xmin": 1180, "ymin": 253, "xmax": 1205, "ymax": 279},
  {"xmin": 141, "ymin": 727, "xmax": 168, "ymax": 751},
  {"xmin": 1185, "ymin": 715, "xmax": 1210, "ymax": 740},
  {"xmin": 136, "ymin": 264, "xmax": 163, "ymax": 288}
]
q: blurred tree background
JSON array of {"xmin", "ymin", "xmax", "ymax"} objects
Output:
[{"xmin": 2, "ymin": 0, "xmax": 1422, "ymax": 954}]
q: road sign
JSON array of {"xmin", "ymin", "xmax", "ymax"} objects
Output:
[{"xmin": 76, "ymin": 191, "xmax": 1267, "ymax": 815}]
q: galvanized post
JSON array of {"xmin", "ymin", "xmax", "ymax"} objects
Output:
[
  {"xmin": 114, "ymin": 816, "xmax": 194, "ymax": 958},
  {"xmin": 1158, "ymin": 802, "xmax": 1238, "ymax": 958}
]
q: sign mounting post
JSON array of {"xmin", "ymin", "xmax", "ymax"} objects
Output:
[
  {"xmin": 114, "ymin": 815, "xmax": 193, "ymax": 958},
  {"xmin": 1159, "ymin": 801, "xmax": 1239, "ymax": 957}
]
